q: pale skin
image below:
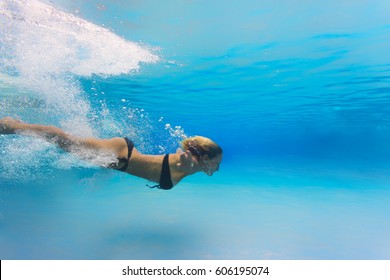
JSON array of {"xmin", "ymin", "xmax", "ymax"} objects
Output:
[{"xmin": 0, "ymin": 117, "xmax": 222, "ymax": 187}]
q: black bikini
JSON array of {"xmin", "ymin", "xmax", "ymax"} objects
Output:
[
  {"xmin": 116, "ymin": 138, "xmax": 134, "ymax": 172},
  {"xmin": 113, "ymin": 138, "xmax": 173, "ymax": 190},
  {"xmin": 157, "ymin": 154, "xmax": 174, "ymax": 190}
]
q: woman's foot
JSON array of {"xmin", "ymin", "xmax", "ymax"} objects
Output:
[{"xmin": 0, "ymin": 117, "xmax": 23, "ymax": 134}]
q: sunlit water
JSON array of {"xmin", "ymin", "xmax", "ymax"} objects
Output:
[{"xmin": 0, "ymin": 0, "xmax": 390, "ymax": 259}]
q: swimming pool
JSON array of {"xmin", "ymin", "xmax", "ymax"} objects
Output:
[{"xmin": 0, "ymin": 0, "xmax": 390, "ymax": 259}]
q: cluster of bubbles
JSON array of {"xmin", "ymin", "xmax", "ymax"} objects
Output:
[
  {"xmin": 0, "ymin": 0, "xmax": 161, "ymax": 180},
  {"xmin": 164, "ymin": 123, "xmax": 188, "ymax": 139}
]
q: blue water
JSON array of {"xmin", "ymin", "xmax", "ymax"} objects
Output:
[{"xmin": 1, "ymin": 0, "xmax": 390, "ymax": 259}]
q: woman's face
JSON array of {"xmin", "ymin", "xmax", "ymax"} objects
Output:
[{"xmin": 203, "ymin": 154, "xmax": 222, "ymax": 176}]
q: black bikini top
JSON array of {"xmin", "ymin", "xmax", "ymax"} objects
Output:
[
  {"xmin": 149, "ymin": 154, "xmax": 174, "ymax": 190},
  {"xmin": 160, "ymin": 154, "xmax": 174, "ymax": 189}
]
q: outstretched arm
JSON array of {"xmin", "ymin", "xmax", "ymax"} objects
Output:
[{"xmin": 0, "ymin": 117, "xmax": 128, "ymax": 158}]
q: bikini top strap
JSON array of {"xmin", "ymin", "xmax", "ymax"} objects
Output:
[
  {"xmin": 159, "ymin": 154, "xmax": 173, "ymax": 189},
  {"xmin": 147, "ymin": 154, "xmax": 174, "ymax": 190}
]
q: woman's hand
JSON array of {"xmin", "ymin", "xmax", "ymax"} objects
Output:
[{"xmin": 176, "ymin": 150, "xmax": 199, "ymax": 172}]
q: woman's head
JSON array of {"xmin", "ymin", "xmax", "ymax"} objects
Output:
[{"xmin": 180, "ymin": 136, "xmax": 223, "ymax": 175}]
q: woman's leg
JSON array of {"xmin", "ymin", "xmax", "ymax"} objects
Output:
[
  {"xmin": 0, "ymin": 117, "xmax": 128, "ymax": 157},
  {"xmin": 0, "ymin": 117, "xmax": 75, "ymax": 150}
]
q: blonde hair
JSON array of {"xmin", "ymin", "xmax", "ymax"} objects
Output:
[{"xmin": 180, "ymin": 136, "xmax": 222, "ymax": 159}]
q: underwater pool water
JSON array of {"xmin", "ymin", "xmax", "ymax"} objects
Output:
[{"xmin": 0, "ymin": 0, "xmax": 390, "ymax": 259}]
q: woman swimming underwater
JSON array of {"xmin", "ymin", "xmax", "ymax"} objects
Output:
[{"xmin": 0, "ymin": 117, "xmax": 222, "ymax": 189}]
